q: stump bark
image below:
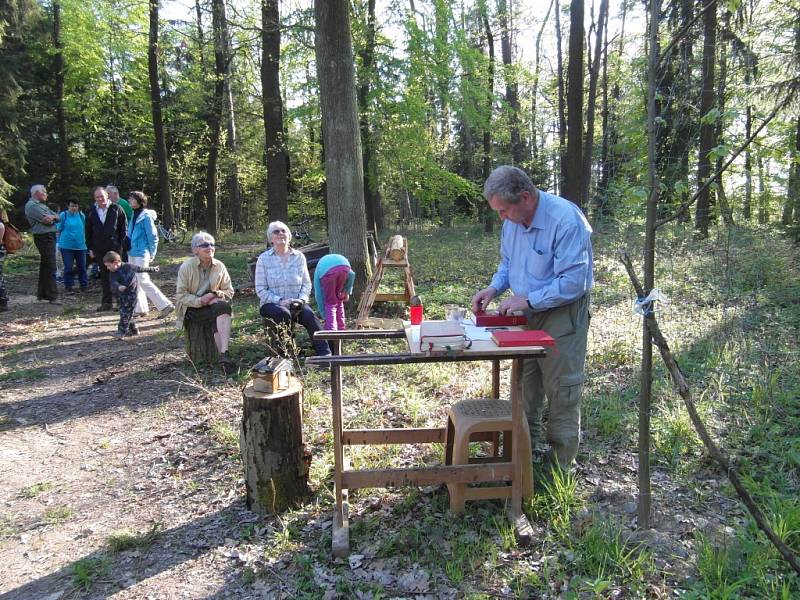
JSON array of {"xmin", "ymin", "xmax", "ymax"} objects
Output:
[
  {"xmin": 240, "ymin": 379, "xmax": 310, "ymax": 513},
  {"xmin": 184, "ymin": 319, "xmax": 219, "ymax": 365},
  {"xmin": 386, "ymin": 235, "xmax": 406, "ymax": 261}
]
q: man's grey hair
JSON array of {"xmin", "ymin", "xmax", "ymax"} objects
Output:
[
  {"xmin": 30, "ymin": 184, "xmax": 46, "ymax": 197},
  {"xmin": 106, "ymin": 185, "xmax": 119, "ymax": 194},
  {"xmin": 483, "ymin": 165, "xmax": 536, "ymax": 205},
  {"xmin": 266, "ymin": 220, "xmax": 292, "ymax": 245},
  {"xmin": 191, "ymin": 231, "xmax": 215, "ymax": 248}
]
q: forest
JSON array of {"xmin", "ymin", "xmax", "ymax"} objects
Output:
[{"xmin": 1, "ymin": 0, "xmax": 800, "ymax": 597}]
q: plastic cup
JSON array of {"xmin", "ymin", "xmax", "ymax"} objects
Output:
[{"xmin": 409, "ymin": 304, "xmax": 424, "ymax": 325}]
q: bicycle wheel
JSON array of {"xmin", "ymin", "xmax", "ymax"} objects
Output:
[{"xmin": 174, "ymin": 227, "xmax": 187, "ymax": 244}]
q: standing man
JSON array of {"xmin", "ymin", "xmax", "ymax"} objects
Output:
[
  {"xmin": 24, "ymin": 184, "xmax": 62, "ymax": 304},
  {"xmin": 471, "ymin": 166, "xmax": 593, "ymax": 467},
  {"xmin": 86, "ymin": 186, "xmax": 127, "ymax": 311},
  {"xmin": 106, "ymin": 185, "xmax": 132, "ymax": 260}
]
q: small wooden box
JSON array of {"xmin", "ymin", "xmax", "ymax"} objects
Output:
[{"xmin": 251, "ymin": 357, "xmax": 293, "ymax": 394}]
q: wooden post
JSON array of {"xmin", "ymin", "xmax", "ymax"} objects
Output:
[
  {"xmin": 240, "ymin": 379, "xmax": 310, "ymax": 513},
  {"xmin": 184, "ymin": 319, "xmax": 219, "ymax": 365}
]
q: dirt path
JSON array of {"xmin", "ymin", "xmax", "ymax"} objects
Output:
[{"xmin": 0, "ymin": 252, "xmax": 264, "ymax": 599}]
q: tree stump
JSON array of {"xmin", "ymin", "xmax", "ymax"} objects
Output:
[
  {"xmin": 386, "ymin": 234, "xmax": 406, "ymax": 261},
  {"xmin": 184, "ymin": 319, "xmax": 219, "ymax": 365},
  {"xmin": 240, "ymin": 379, "xmax": 310, "ymax": 513}
]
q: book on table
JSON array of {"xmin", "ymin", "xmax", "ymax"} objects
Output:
[
  {"xmin": 474, "ymin": 310, "xmax": 528, "ymax": 326},
  {"xmin": 490, "ymin": 329, "xmax": 556, "ymax": 347},
  {"xmin": 419, "ymin": 320, "xmax": 468, "ymax": 352}
]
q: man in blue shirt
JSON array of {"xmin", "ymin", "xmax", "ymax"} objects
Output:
[{"xmin": 472, "ymin": 166, "xmax": 593, "ymax": 467}]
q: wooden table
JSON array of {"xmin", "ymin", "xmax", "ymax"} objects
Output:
[{"xmin": 306, "ymin": 322, "xmax": 547, "ymax": 557}]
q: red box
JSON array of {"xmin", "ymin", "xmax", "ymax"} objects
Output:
[
  {"xmin": 491, "ymin": 330, "xmax": 556, "ymax": 347},
  {"xmin": 474, "ymin": 311, "xmax": 528, "ymax": 327}
]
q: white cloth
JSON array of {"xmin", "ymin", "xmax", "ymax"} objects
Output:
[
  {"xmin": 129, "ymin": 255, "xmax": 171, "ymax": 312},
  {"xmin": 95, "ymin": 204, "xmax": 108, "ymax": 224}
]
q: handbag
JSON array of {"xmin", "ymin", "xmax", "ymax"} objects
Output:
[{"xmin": 2, "ymin": 222, "xmax": 24, "ymax": 254}]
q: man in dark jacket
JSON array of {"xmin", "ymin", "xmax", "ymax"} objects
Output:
[{"xmin": 86, "ymin": 186, "xmax": 127, "ymax": 311}]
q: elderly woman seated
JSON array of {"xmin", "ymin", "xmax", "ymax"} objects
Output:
[
  {"xmin": 175, "ymin": 231, "xmax": 236, "ymax": 372},
  {"xmin": 255, "ymin": 221, "xmax": 331, "ymax": 356}
]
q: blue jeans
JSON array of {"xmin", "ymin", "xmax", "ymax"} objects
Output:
[{"xmin": 60, "ymin": 248, "xmax": 88, "ymax": 290}]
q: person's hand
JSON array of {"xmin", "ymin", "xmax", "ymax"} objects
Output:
[
  {"xmin": 340, "ymin": 292, "xmax": 350, "ymax": 303},
  {"xmin": 498, "ymin": 294, "xmax": 529, "ymax": 315},
  {"xmin": 279, "ymin": 298, "xmax": 291, "ymax": 307},
  {"xmin": 471, "ymin": 287, "xmax": 497, "ymax": 313},
  {"xmin": 200, "ymin": 292, "xmax": 217, "ymax": 305},
  {"xmin": 152, "ymin": 266, "xmax": 160, "ymax": 272},
  {"xmin": 118, "ymin": 285, "xmax": 126, "ymax": 292},
  {"xmin": 88, "ymin": 250, "xmax": 94, "ymax": 259}
]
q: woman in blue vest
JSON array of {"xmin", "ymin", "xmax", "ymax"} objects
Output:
[{"xmin": 56, "ymin": 199, "xmax": 88, "ymax": 293}]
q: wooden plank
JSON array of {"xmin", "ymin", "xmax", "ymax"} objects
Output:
[
  {"xmin": 375, "ymin": 293, "xmax": 410, "ymax": 302},
  {"xmin": 332, "ymin": 457, "xmax": 350, "ymax": 557},
  {"xmin": 341, "ymin": 462, "xmax": 514, "ymax": 490},
  {"xmin": 342, "ymin": 427, "xmax": 446, "ymax": 445},
  {"xmin": 314, "ymin": 329, "xmax": 406, "ymax": 341},
  {"xmin": 381, "ymin": 258, "xmax": 409, "ymax": 267},
  {"xmin": 305, "ymin": 348, "xmax": 547, "ymax": 368}
]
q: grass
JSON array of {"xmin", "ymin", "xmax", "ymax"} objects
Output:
[
  {"xmin": 43, "ymin": 506, "xmax": 73, "ymax": 524},
  {"xmin": 21, "ymin": 482, "xmax": 54, "ymax": 499},
  {"xmin": 72, "ymin": 556, "xmax": 111, "ymax": 590},
  {"xmin": 0, "ymin": 367, "xmax": 47, "ymax": 383},
  {"xmin": 107, "ymin": 523, "xmax": 163, "ymax": 552}
]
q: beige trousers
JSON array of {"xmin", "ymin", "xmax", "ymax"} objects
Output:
[{"xmin": 519, "ymin": 294, "xmax": 590, "ymax": 466}]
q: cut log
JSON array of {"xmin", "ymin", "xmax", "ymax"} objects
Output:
[
  {"xmin": 385, "ymin": 234, "xmax": 406, "ymax": 261},
  {"xmin": 185, "ymin": 319, "xmax": 219, "ymax": 365},
  {"xmin": 240, "ymin": 379, "xmax": 310, "ymax": 513}
]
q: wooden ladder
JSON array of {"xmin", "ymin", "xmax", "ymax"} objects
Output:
[{"xmin": 355, "ymin": 237, "xmax": 416, "ymax": 329}]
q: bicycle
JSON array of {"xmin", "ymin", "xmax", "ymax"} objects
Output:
[
  {"xmin": 156, "ymin": 219, "xmax": 187, "ymax": 244},
  {"xmin": 291, "ymin": 218, "xmax": 315, "ymax": 247}
]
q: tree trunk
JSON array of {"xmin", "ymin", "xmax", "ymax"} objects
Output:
[
  {"xmin": 555, "ymin": 0, "xmax": 566, "ymax": 193},
  {"xmin": 482, "ymin": 9, "xmax": 495, "ymax": 233},
  {"xmin": 184, "ymin": 319, "xmax": 220, "ymax": 365},
  {"xmin": 714, "ymin": 26, "xmax": 734, "ymax": 227},
  {"xmin": 240, "ymin": 380, "xmax": 311, "ymax": 514},
  {"xmin": 356, "ymin": 0, "xmax": 382, "ymax": 237},
  {"xmin": 498, "ymin": 0, "xmax": 524, "ymax": 165},
  {"xmin": 757, "ymin": 155, "xmax": 768, "ymax": 224},
  {"xmin": 531, "ymin": 0, "xmax": 555, "ymax": 186},
  {"xmin": 563, "ymin": 0, "xmax": 584, "ymax": 206},
  {"xmin": 148, "ymin": 0, "xmax": 174, "ymax": 228},
  {"xmin": 204, "ymin": 0, "xmax": 226, "ymax": 236},
  {"xmin": 581, "ymin": 0, "xmax": 608, "ymax": 210},
  {"xmin": 744, "ymin": 105, "xmax": 752, "ymax": 220},
  {"xmin": 638, "ymin": 0, "xmax": 662, "ymax": 531},
  {"xmin": 53, "ymin": 2, "xmax": 71, "ymax": 204},
  {"xmin": 262, "ymin": 0, "xmax": 289, "ymax": 224},
  {"xmin": 314, "ymin": 0, "xmax": 371, "ymax": 304},
  {"xmin": 222, "ymin": 6, "xmax": 242, "ymax": 232},
  {"xmin": 694, "ymin": 0, "xmax": 717, "ymax": 237},
  {"xmin": 790, "ymin": 115, "xmax": 800, "ymax": 225}
]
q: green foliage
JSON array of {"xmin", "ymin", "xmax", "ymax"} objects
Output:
[
  {"xmin": 72, "ymin": 555, "xmax": 111, "ymax": 590},
  {"xmin": 107, "ymin": 522, "xmax": 162, "ymax": 552}
]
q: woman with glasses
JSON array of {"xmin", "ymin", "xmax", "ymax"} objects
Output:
[
  {"xmin": 175, "ymin": 231, "xmax": 235, "ymax": 373},
  {"xmin": 254, "ymin": 220, "xmax": 331, "ymax": 357}
]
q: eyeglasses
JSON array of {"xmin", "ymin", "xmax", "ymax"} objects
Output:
[
  {"xmin": 271, "ymin": 228, "xmax": 287, "ymax": 234},
  {"xmin": 196, "ymin": 242, "xmax": 215, "ymax": 248}
]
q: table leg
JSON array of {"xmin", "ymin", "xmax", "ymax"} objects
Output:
[
  {"xmin": 509, "ymin": 357, "xmax": 533, "ymax": 545},
  {"xmin": 330, "ymin": 341, "xmax": 350, "ymax": 557},
  {"xmin": 491, "ymin": 359, "xmax": 500, "ymax": 399}
]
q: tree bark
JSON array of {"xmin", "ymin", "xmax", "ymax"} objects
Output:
[
  {"xmin": 563, "ymin": 0, "xmax": 584, "ymax": 206},
  {"xmin": 356, "ymin": 0, "xmax": 382, "ymax": 237},
  {"xmin": 314, "ymin": 0, "xmax": 371, "ymax": 304},
  {"xmin": 531, "ymin": 0, "xmax": 554, "ymax": 185},
  {"xmin": 757, "ymin": 154, "xmax": 767, "ymax": 224},
  {"xmin": 694, "ymin": 0, "xmax": 717, "ymax": 237},
  {"xmin": 53, "ymin": 2, "xmax": 71, "ymax": 204},
  {"xmin": 222, "ymin": 5, "xmax": 242, "ymax": 232},
  {"xmin": 185, "ymin": 319, "xmax": 220, "ymax": 365},
  {"xmin": 148, "ymin": 0, "xmax": 174, "ymax": 228},
  {"xmin": 204, "ymin": 0, "xmax": 226, "ymax": 236},
  {"xmin": 744, "ymin": 105, "xmax": 752, "ymax": 220},
  {"xmin": 555, "ymin": 0, "xmax": 566, "ymax": 193},
  {"xmin": 581, "ymin": 0, "xmax": 608, "ymax": 210},
  {"xmin": 714, "ymin": 25, "xmax": 734, "ymax": 227},
  {"xmin": 262, "ymin": 0, "xmax": 289, "ymax": 224},
  {"xmin": 498, "ymin": 0, "xmax": 523, "ymax": 165},
  {"xmin": 240, "ymin": 380, "xmax": 311, "ymax": 514},
  {"xmin": 482, "ymin": 8, "xmax": 495, "ymax": 233}
]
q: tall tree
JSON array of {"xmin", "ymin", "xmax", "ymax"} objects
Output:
[
  {"xmin": 148, "ymin": 0, "xmax": 174, "ymax": 227},
  {"xmin": 695, "ymin": 0, "xmax": 717, "ymax": 236},
  {"xmin": 221, "ymin": 4, "xmax": 242, "ymax": 232},
  {"xmin": 355, "ymin": 0, "xmax": 383, "ymax": 236},
  {"xmin": 53, "ymin": 1, "xmax": 70, "ymax": 204},
  {"xmin": 314, "ymin": 0, "xmax": 371, "ymax": 301},
  {"xmin": 262, "ymin": 0, "xmax": 288, "ymax": 224},
  {"xmin": 481, "ymin": 2, "xmax": 495, "ymax": 233},
  {"xmin": 555, "ymin": 0, "xmax": 566, "ymax": 192},
  {"xmin": 581, "ymin": 0, "xmax": 608, "ymax": 210},
  {"xmin": 205, "ymin": 0, "xmax": 227, "ymax": 235},
  {"xmin": 498, "ymin": 0, "xmax": 523, "ymax": 165},
  {"xmin": 562, "ymin": 0, "xmax": 584, "ymax": 205}
]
